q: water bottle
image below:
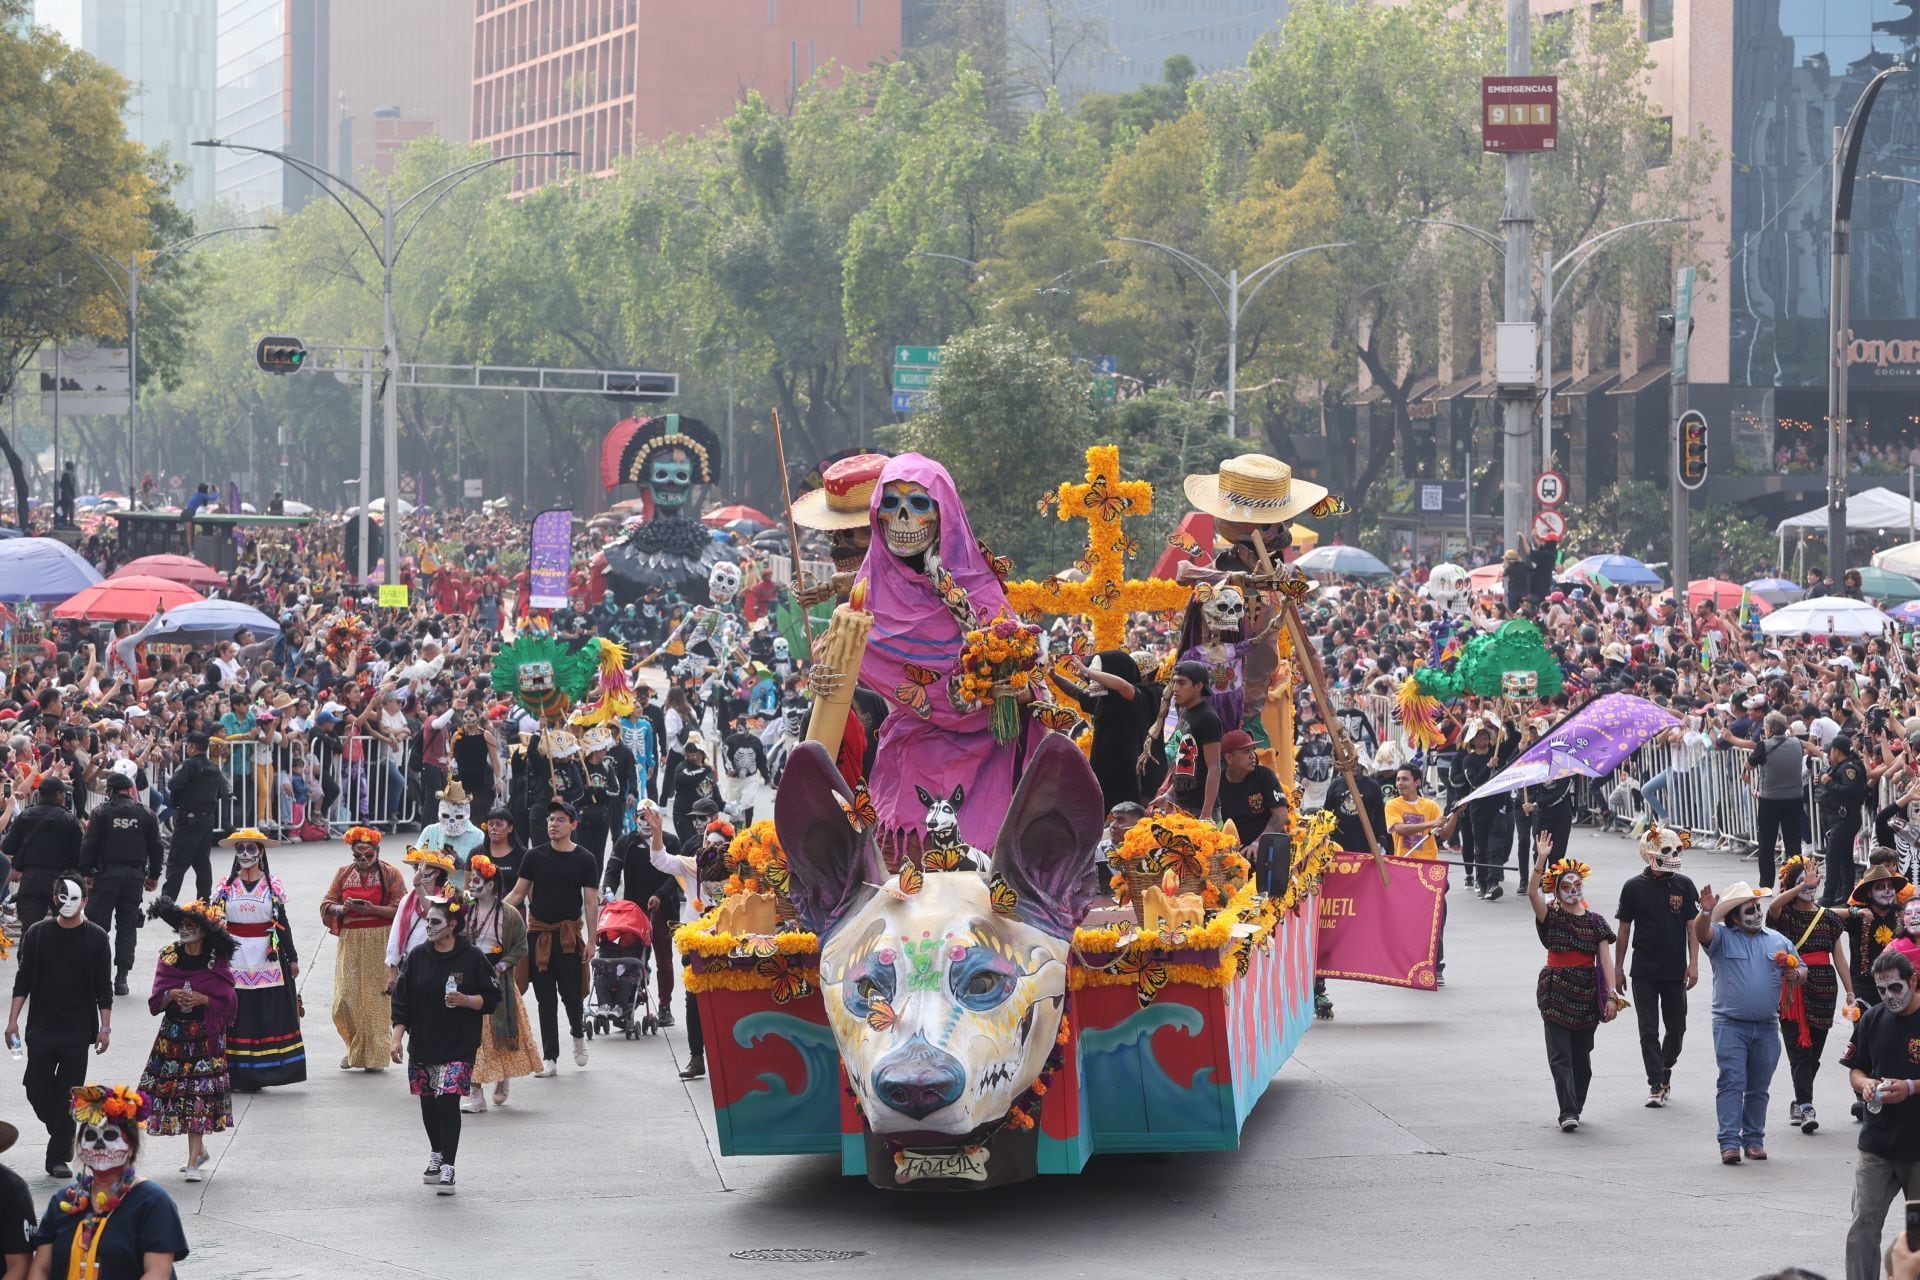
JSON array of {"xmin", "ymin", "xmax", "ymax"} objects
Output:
[
  {"xmin": 5, "ymin": 1031, "xmax": 21, "ymax": 1061},
  {"xmin": 1867, "ymin": 1080, "xmax": 1885, "ymax": 1116},
  {"xmin": 444, "ymin": 975, "xmax": 460, "ymax": 1004}
]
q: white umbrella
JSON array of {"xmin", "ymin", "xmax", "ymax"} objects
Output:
[
  {"xmin": 1873, "ymin": 541, "xmax": 1920, "ymax": 579},
  {"xmin": 1293, "ymin": 544, "xmax": 1392, "ymax": 578},
  {"xmin": 1758, "ymin": 594, "xmax": 1893, "ymax": 638},
  {"xmin": 280, "ymin": 499, "xmax": 314, "ymax": 516},
  {"xmin": 343, "ymin": 497, "xmax": 415, "ymax": 516}
]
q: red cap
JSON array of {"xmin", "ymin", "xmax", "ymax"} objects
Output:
[{"xmin": 1221, "ymin": 729, "xmax": 1255, "ymax": 752}]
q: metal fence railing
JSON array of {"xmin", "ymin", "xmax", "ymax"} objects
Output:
[{"xmin": 143, "ymin": 735, "xmax": 423, "ymax": 839}]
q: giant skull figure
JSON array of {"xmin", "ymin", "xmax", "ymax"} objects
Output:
[
  {"xmin": 776, "ymin": 735, "xmax": 1098, "ymax": 1188},
  {"xmin": 879, "ymin": 480, "xmax": 940, "ymax": 562},
  {"xmin": 601, "ymin": 414, "xmax": 731, "ymax": 604}
]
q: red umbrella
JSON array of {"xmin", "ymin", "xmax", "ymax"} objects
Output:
[
  {"xmin": 112, "ymin": 554, "xmax": 225, "ymax": 589},
  {"xmin": 1681, "ymin": 577, "xmax": 1771, "ymax": 615},
  {"xmin": 702, "ymin": 504, "xmax": 776, "ymax": 529},
  {"xmin": 53, "ymin": 575, "xmax": 205, "ymax": 622},
  {"xmin": 1468, "ymin": 562, "xmax": 1509, "ymax": 595}
]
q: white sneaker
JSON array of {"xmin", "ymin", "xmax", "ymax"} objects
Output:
[
  {"xmin": 436, "ymin": 1165, "xmax": 456, "ymax": 1196},
  {"xmin": 459, "ymin": 1092, "xmax": 486, "ymax": 1114},
  {"xmin": 492, "ymin": 1080, "xmax": 510, "ymax": 1106},
  {"xmin": 534, "ymin": 1060, "xmax": 557, "ymax": 1079},
  {"xmin": 572, "ymin": 1037, "xmax": 588, "ymax": 1067}
]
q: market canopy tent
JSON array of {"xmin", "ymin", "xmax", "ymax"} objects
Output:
[
  {"xmin": 1775, "ymin": 487, "xmax": 1920, "ymax": 535},
  {"xmin": 53, "ymin": 575, "xmax": 204, "ymax": 622},
  {"xmin": 0, "ymin": 538, "xmax": 103, "ymax": 602}
]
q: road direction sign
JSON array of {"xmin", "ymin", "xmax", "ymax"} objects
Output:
[
  {"xmin": 1672, "ymin": 266, "xmax": 1696, "ymax": 382},
  {"xmin": 892, "ymin": 368, "xmax": 937, "ymax": 391},
  {"xmin": 894, "ymin": 345, "xmax": 943, "ymax": 369},
  {"xmin": 1534, "ymin": 470, "xmax": 1566, "ymax": 506},
  {"xmin": 892, "ymin": 390, "xmax": 931, "ymax": 414},
  {"xmin": 1532, "ymin": 509, "xmax": 1566, "ymax": 541}
]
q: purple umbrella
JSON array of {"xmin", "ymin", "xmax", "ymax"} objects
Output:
[
  {"xmin": 1891, "ymin": 600, "xmax": 1920, "ymax": 627},
  {"xmin": 1457, "ymin": 693, "xmax": 1681, "ymax": 807}
]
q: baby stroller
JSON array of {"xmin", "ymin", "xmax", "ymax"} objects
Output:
[{"xmin": 588, "ymin": 898, "xmax": 657, "ymax": 1039}]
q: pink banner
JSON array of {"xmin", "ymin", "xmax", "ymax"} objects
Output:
[{"xmin": 1314, "ymin": 853, "xmax": 1448, "ymax": 990}]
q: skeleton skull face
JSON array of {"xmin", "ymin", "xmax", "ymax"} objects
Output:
[
  {"xmin": 234, "ymin": 842, "xmax": 263, "ymax": 869},
  {"xmin": 773, "ymin": 637, "xmax": 791, "ymax": 662},
  {"xmin": 1874, "ymin": 885, "xmax": 1899, "ymax": 909},
  {"xmin": 708, "ymin": 561, "xmax": 742, "ymax": 605},
  {"xmin": 439, "ymin": 800, "xmax": 471, "ymax": 837},
  {"xmin": 414, "ymin": 865, "xmax": 447, "ymax": 895},
  {"xmin": 1202, "ymin": 584, "xmax": 1246, "ymax": 636},
  {"xmin": 76, "ymin": 1121, "xmax": 132, "ymax": 1174},
  {"xmin": 647, "ymin": 446, "xmax": 695, "ymax": 511},
  {"xmin": 424, "ymin": 903, "xmax": 454, "ymax": 942},
  {"xmin": 879, "ymin": 481, "xmax": 938, "ymax": 559},
  {"xmin": 1427, "ymin": 563, "xmax": 1470, "ymax": 613},
  {"xmin": 830, "ymin": 525, "xmax": 873, "ymax": 573},
  {"xmin": 178, "ymin": 924, "xmax": 203, "ymax": 946},
  {"xmin": 1553, "ymin": 873, "xmax": 1583, "ymax": 912},
  {"xmin": 1734, "ymin": 900, "xmax": 1765, "ymax": 934},
  {"xmin": 54, "ymin": 877, "xmax": 84, "ymax": 920}
]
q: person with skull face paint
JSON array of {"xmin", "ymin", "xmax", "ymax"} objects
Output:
[
  {"xmin": 7, "ymin": 876, "xmax": 112, "ymax": 1178},
  {"xmin": 1849, "ymin": 865, "xmax": 1912, "ymax": 1013},
  {"xmin": 1527, "ymin": 833, "xmax": 1620, "ymax": 1132},
  {"xmin": 389, "ymin": 892, "xmax": 501, "ymax": 1195},
  {"xmin": 416, "ymin": 780, "xmax": 483, "ymax": 870},
  {"xmin": 1768, "ymin": 854, "xmax": 1856, "ymax": 1133},
  {"xmin": 1693, "ymin": 881, "xmax": 1803, "ymax": 1163},
  {"xmin": 211, "ymin": 831, "xmax": 305, "ymax": 1090},
  {"xmin": 1614, "ymin": 823, "xmax": 1702, "ymax": 1109},
  {"xmin": 1841, "ymin": 948, "xmax": 1920, "ymax": 1280},
  {"xmin": 26, "ymin": 1085, "xmax": 189, "ymax": 1280},
  {"xmin": 463, "ymin": 856, "xmax": 543, "ymax": 1109},
  {"xmin": 322, "ymin": 829, "xmax": 407, "ymax": 1071},
  {"xmin": 137, "ymin": 899, "xmax": 237, "ymax": 1179}
]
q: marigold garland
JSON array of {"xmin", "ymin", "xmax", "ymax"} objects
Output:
[
  {"xmin": 722, "ymin": 820, "xmax": 788, "ymax": 898},
  {"xmin": 674, "ymin": 909, "xmax": 819, "ymax": 960}
]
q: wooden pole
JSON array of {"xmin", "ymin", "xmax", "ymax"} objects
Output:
[{"xmin": 768, "ymin": 409, "xmax": 814, "ymax": 655}]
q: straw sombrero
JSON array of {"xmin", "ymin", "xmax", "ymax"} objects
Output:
[
  {"xmin": 1183, "ymin": 454, "xmax": 1328, "ymax": 525},
  {"xmin": 218, "ymin": 827, "xmax": 277, "ymax": 848},
  {"xmin": 792, "ymin": 452, "xmax": 887, "ymax": 531},
  {"xmin": 1710, "ymin": 881, "xmax": 1772, "ymax": 924}
]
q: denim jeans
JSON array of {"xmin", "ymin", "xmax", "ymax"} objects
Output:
[
  {"xmin": 1713, "ymin": 1015, "xmax": 1781, "ymax": 1151},
  {"xmin": 1640, "ymin": 768, "xmax": 1675, "ymax": 822}
]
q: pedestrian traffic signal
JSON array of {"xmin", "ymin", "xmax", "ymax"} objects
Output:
[
  {"xmin": 1679, "ymin": 409, "xmax": 1708, "ymax": 491},
  {"xmin": 255, "ymin": 336, "xmax": 307, "ymax": 375}
]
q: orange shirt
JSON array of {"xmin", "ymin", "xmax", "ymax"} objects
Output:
[{"xmin": 1385, "ymin": 795, "xmax": 1443, "ymax": 859}]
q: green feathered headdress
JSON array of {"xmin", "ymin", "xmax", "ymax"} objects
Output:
[
  {"xmin": 492, "ymin": 629, "xmax": 601, "ymax": 723},
  {"xmin": 1413, "ymin": 619, "xmax": 1564, "ymax": 701}
]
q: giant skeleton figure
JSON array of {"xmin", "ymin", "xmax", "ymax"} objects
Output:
[
  {"xmin": 601, "ymin": 415, "xmax": 732, "ymax": 605},
  {"xmin": 638, "ymin": 561, "xmax": 748, "ymax": 677}
]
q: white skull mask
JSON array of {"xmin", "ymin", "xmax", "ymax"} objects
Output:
[
  {"xmin": 773, "ymin": 637, "xmax": 790, "ymax": 662},
  {"xmin": 1734, "ymin": 900, "xmax": 1765, "ymax": 934},
  {"xmin": 77, "ymin": 1121, "xmax": 132, "ymax": 1173},
  {"xmin": 879, "ymin": 481, "xmax": 938, "ymax": 559},
  {"xmin": 424, "ymin": 904, "xmax": 453, "ymax": 942},
  {"xmin": 1082, "ymin": 654, "xmax": 1108, "ymax": 698},
  {"xmin": 54, "ymin": 878, "xmax": 83, "ymax": 920},
  {"xmin": 1202, "ymin": 585, "xmax": 1246, "ymax": 636},
  {"xmin": 708, "ymin": 561, "xmax": 742, "ymax": 605},
  {"xmin": 1426, "ymin": 563, "xmax": 1470, "ymax": 612},
  {"xmin": 234, "ymin": 843, "xmax": 263, "ymax": 869},
  {"xmin": 438, "ymin": 800, "xmax": 471, "ymax": 837}
]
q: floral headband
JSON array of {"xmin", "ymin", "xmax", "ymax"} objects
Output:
[
  {"xmin": 1779, "ymin": 855, "xmax": 1812, "ymax": 887},
  {"xmin": 424, "ymin": 892, "xmax": 470, "ymax": 918},
  {"xmin": 1539, "ymin": 857, "xmax": 1593, "ymax": 894},
  {"xmin": 404, "ymin": 846, "xmax": 457, "ymax": 872},
  {"xmin": 467, "ymin": 854, "xmax": 497, "ymax": 881},
  {"xmin": 178, "ymin": 899, "xmax": 226, "ymax": 930},
  {"xmin": 345, "ymin": 826, "xmax": 382, "ymax": 848},
  {"xmin": 70, "ymin": 1084, "xmax": 149, "ymax": 1128}
]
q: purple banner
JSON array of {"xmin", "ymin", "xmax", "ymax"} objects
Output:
[
  {"xmin": 1459, "ymin": 692, "xmax": 1680, "ymax": 806},
  {"xmin": 527, "ymin": 508, "xmax": 573, "ymax": 610}
]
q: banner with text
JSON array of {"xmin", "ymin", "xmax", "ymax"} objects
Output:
[
  {"xmin": 527, "ymin": 508, "xmax": 574, "ymax": 610},
  {"xmin": 1315, "ymin": 853, "xmax": 1448, "ymax": 990}
]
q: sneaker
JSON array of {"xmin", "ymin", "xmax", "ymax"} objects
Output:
[
  {"xmin": 1658, "ymin": 1082, "xmax": 1672, "ymax": 1105},
  {"xmin": 534, "ymin": 1060, "xmax": 557, "ymax": 1079},
  {"xmin": 422, "ymin": 1153, "xmax": 443, "ymax": 1185},
  {"xmin": 1472, "ymin": 884, "xmax": 1488, "ymax": 900},
  {"xmin": 183, "ymin": 1164, "xmax": 204, "ymax": 1183},
  {"xmin": 1484, "ymin": 884, "xmax": 1504, "ymax": 902},
  {"xmin": 572, "ymin": 1037, "xmax": 588, "ymax": 1067},
  {"xmin": 492, "ymin": 1080, "xmax": 510, "ymax": 1106},
  {"xmin": 1789, "ymin": 1102, "xmax": 1806, "ymax": 1127},
  {"xmin": 1558, "ymin": 1115, "xmax": 1578, "ymax": 1132},
  {"xmin": 1646, "ymin": 1088, "xmax": 1666, "ymax": 1109},
  {"xmin": 436, "ymin": 1165, "xmax": 456, "ymax": 1196},
  {"xmin": 656, "ymin": 1008, "xmax": 675, "ymax": 1028},
  {"xmin": 459, "ymin": 1092, "xmax": 486, "ymax": 1114},
  {"xmin": 1802, "ymin": 1106, "xmax": 1819, "ymax": 1134}
]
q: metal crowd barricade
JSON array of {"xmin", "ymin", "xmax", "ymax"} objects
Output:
[{"xmin": 206, "ymin": 735, "xmax": 413, "ymax": 836}]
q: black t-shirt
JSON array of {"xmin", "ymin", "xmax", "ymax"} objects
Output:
[
  {"xmin": 31, "ymin": 1179, "xmax": 188, "ymax": 1276},
  {"xmin": 1615, "ymin": 870, "xmax": 1700, "ymax": 980},
  {"xmin": 1167, "ymin": 703, "xmax": 1223, "ymax": 814},
  {"xmin": 0, "ymin": 1164, "xmax": 33, "ymax": 1262},
  {"xmin": 1219, "ymin": 764, "xmax": 1285, "ymax": 842},
  {"xmin": 1842, "ymin": 998, "xmax": 1920, "ymax": 1157},
  {"xmin": 519, "ymin": 843, "xmax": 598, "ymax": 924}
]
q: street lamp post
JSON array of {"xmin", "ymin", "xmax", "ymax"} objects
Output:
[
  {"xmin": 1112, "ymin": 238, "xmax": 1349, "ymax": 439},
  {"xmin": 194, "ymin": 140, "xmax": 574, "ymax": 573},
  {"xmin": 69, "ymin": 224, "xmax": 275, "ymax": 497}
]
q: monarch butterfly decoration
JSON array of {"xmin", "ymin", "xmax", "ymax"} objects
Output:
[
  {"xmin": 1114, "ymin": 951, "xmax": 1169, "ymax": 1008},
  {"xmin": 988, "ymin": 873, "xmax": 1020, "ymax": 919},
  {"xmin": 894, "ymin": 663, "xmax": 941, "ymax": 720},
  {"xmin": 866, "ymin": 997, "xmax": 899, "ymax": 1032},
  {"xmin": 1036, "ymin": 488, "xmax": 1059, "ymax": 515},
  {"xmin": 1081, "ymin": 473, "xmax": 1135, "ymax": 520},
  {"xmin": 1089, "ymin": 582, "xmax": 1120, "ymax": 610},
  {"xmin": 976, "ymin": 539, "xmax": 1014, "ymax": 583},
  {"xmin": 1308, "ymin": 493, "xmax": 1353, "ymax": 519},
  {"xmin": 1030, "ymin": 702, "xmax": 1085, "ymax": 735},
  {"xmin": 1170, "ymin": 528, "xmax": 1207, "ymax": 558},
  {"xmin": 1267, "ymin": 569, "xmax": 1315, "ymax": 601},
  {"xmin": 892, "ymin": 860, "xmax": 925, "ymax": 898},
  {"xmin": 743, "ymin": 934, "xmax": 780, "ymax": 959},
  {"xmin": 762, "ymin": 860, "xmax": 791, "ymax": 897},
  {"xmin": 923, "ymin": 845, "xmax": 966, "ymax": 872},
  {"xmin": 756, "ymin": 955, "xmax": 816, "ymax": 1005},
  {"xmin": 1117, "ymin": 534, "xmax": 1141, "ymax": 562},
  {"xmin": 837, "ymin": 778, "xmax": 880, "ymax": 831},
  {"xmin": 1153, "ymin": 826, "xmax": 1206, "ymax": 881}
]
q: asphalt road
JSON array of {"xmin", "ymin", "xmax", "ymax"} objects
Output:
[{"xmin": 0, "ymin": 826, "xmax": 1876, "ymax": 1278}]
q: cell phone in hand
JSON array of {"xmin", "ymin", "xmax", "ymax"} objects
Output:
[{"xmin": 1906, "ymin": 1198, "xmax": 1920, "ymax": 1252}]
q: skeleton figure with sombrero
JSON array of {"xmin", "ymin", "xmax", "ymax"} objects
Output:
[
  {"xmin": 417, "ymin": 779, "xmax": 483, "ymax": 869},
  {"xmin": 791, "ymin": 451, "xmax": 887, "ymax": 606},
  {"xmin": 600, "ymin": 414, "xmax": 733, "ymax": 604}
]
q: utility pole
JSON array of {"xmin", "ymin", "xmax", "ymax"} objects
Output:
[
  {"xmin": 1499, "ymin": 0, "xmax": 1534, "ymax": 552},
  {"xmin": 1668, "ymin": 266, "xmax": 1694, "ymax": 597}
]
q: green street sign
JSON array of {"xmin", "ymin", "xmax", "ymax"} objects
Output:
[
  {"xmin": 894, "ymin": 344, "xmax": 943, "ymax": 369},
  {"xmin": 892, "ymin": 368, "xmax": 937, "ymax": 390},
  {"xmin": 1093, "ymin": 377, "xmax": 1117, "ymax": 401},
  {"xmin": 1671, "ymin": 266, "xmax": 1695, "ymax": 382}
]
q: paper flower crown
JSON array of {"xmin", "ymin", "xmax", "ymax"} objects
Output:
[
  {"xmin": 179, "ymin": 899, "xmax": 226, "ymax": 930},
  {"xmin": 1539, "ymin": 857, "xmax": 1593, "ymax": 894},
  {"xmin": 70, "ymin": 1084, "xmax": 149, "ymax": 1128},
  {"xmin": 467, "ymin": 854, "xmax": 497, "ymax": 881},
  {"xmin": 345, "ymin": 826, "xmax": 382, "ymax": 847},
  {"xmin": 404, "ymin": 845, "xmax": 457, "ymax": 872},
  {"xmin": 425, "ymin": 892, "xmax": 471, "ymax": 918}
]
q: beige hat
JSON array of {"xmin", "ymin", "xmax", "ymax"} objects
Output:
[
  {"xmin": 792, "ymin": 452, "xmax": 886, "ymax": 531},
  {"xmin": 1182, "ymin": 453, "xmax": 1328, "ymax": 525},
  {"xmin": 1709, "ymin": 881, "xmax": 1772, "ymax": 924}
]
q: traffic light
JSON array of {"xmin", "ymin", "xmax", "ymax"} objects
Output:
[
  {"xmin": 254, "ymin": 335, "xmax": 307, "ymax": 375},
  {"xmin": 1678, "ymin": 409, "xmax": 1708, "ymax": 491},
  {"xmin": 604, "ymin": 372, "xmax": 677, "ymax": 402}
]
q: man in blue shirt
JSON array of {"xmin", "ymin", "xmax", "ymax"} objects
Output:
[{"xmin": 1693, "ymin": 880, "xmax": 1806, "ymax": 1164}]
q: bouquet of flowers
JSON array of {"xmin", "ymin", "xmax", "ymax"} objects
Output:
[
  {"xmin": 726, "ymin": 820, "xmax": 796, "ymax": 922},
  {"xmin": 955, "ymin": 613, "xmax": 1043, "ymax": 743}
]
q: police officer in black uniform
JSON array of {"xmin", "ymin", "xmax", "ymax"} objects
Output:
[
  {"xmin": 164, "ymin": 731, "xmax": 227, "ymax": 902},
  {"xmin": 1, "ymin": 777, "xmax": 83, "ymax": 927},
  {"xmin": 79, "ymin": 771, "xmax": 163, "ymax": 995}
]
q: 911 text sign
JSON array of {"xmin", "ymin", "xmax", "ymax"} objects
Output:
[{"xmin": 1482, "ymin": 77, "xmax": 1558, "ymax": 152}]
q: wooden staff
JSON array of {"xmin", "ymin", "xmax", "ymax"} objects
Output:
[
  {"xmin": 769, "ymin": 409, "xmax": 814, "ymax": 656},
  {"xmin": 1251, "ymin": 530, "xmax": 1388, "ymax": 883}
]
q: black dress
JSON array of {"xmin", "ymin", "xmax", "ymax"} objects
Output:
[{"xmin": 1069, "ymin": 650, "xmax": 1150, "ymax": 811}]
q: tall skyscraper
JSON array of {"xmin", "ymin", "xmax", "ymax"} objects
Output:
[{"xmin": 33, "ymin": 0, "xmax": 219, "ymax": 212}]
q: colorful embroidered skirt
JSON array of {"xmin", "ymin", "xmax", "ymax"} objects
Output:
[
  {"xmin": 408, "ymin": 1059, "xmax": 474, "ymax": 1097},
  {"xmin": 228, "ymin": 981, "xmax": 308, "ymax": 1088},
  {"xmin": 139, "ymin": 1009, "xmax": 233, "ymax": 1136},
  {"xmin": 331, "ymin": 927, "xmax": 392, "ymax": 1069}
]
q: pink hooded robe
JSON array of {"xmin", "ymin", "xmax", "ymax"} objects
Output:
[{"xmin": 854, "ymin": 453, "xmax": 1045, "ymax": 851}]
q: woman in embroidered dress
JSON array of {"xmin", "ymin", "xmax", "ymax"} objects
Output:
[
  {"xmin": 461, "ymin": 854, "xmax": 543, "ymax": 1111},
  {"xmin": 210, "ymin": 829, "xmax": 307, "ymax": 1090},
  {"xmin": 1527, "ymin": 831, "xmax": 1619, "ymax": 1133},
  {"xmin": 28, "ymin": 1084, "xmax": 189, "ymax": 1279},
  {"xmin": 1768, "ymin": 854, "xmax": 1855, "ymax": 1134},
  {"xmin": 138, "ymin": 899, "xmax": 237, "ymax": 1182},
  {"xmin": 320, "ymin": 827, "xmax": 405, "ymax": 1070}
]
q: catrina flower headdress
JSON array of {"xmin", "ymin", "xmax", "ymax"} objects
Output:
[
  {"xmin": 404, "ymin": 845, "xmax": 457, "ymax": 873},
  {"xmin": 1539, "ymin": 857, "xmax": 1593, "ymax": 895},
  {"xmin": 345, "ymin": 826, "xmax": 382, "ymax": 848},
  {"xmin": 467, "ymin": 854, "xmax": 497, "ymax": 881},
  {"xmin": 70, "ymin": 1084, "xmax": 149, "ymax": 1129}
]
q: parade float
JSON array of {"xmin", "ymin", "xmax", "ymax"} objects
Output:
[{"xmin": 674, "ymin": 444, "xmax": 1368, "ymax": 1189}]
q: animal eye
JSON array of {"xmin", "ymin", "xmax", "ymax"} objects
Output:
[
  {"xmin": 948, "ymin": 946, "xmax": 1016, "ymax": 1010},
  {"xmin": 964, "ymin": 972, "xmax": 998, "ymax": 997}
]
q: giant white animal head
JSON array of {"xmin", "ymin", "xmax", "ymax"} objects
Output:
[{"xmin": 776, "ymin": 737, "xmax": 1098, "ymax": 1139}]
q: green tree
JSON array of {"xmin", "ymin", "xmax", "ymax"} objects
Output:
[
  {"xmin": 1689, "ymin": 505, "xmax": 1774, "ymax": 581},
  {"xmin": 884, "ymin": 321, "xmax": 1096, "ymax": 570},
  {"xmin": 1564, "ymin": 480, "xmax": 1667, "ymax": 562}
]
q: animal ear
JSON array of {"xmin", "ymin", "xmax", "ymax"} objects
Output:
[
  {"xmin": 774, "ymin": 744, "xmax": 879, "ymax": 938},
  {"xmin": 991, "ymin": 734, "xmax": 1099, "ymax": 938},
  {"xmin": 914, "ymin": 785, "xmax": 935, "ymax": 808},
  {"xmin": 948, "ymin": 783, "xmax": 964, "ymax": 809}
]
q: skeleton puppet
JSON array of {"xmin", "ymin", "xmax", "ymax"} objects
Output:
[
  {"xmin": 791, "ymin": 451, "xmax": 886, "ymax": 606},
  {"xmin": 639, "ymin": 561, "xmax": 747, "ymax": 677}
]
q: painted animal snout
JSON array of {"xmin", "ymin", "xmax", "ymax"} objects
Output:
[{"xmin": 871, "ymin": 1036, "xmax": 966, "ymax": 1120}]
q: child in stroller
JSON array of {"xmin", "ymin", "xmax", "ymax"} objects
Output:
[{"xmin": 589, "ymin": 897, "xmax": 657, "ymax": 1039}]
